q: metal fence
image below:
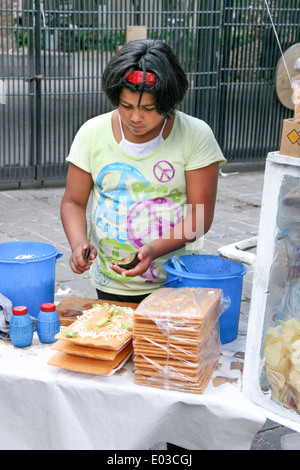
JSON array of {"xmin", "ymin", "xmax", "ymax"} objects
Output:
[{"xmin": 0, "ymin": 0, "xmax": 299, "ymax": 184}]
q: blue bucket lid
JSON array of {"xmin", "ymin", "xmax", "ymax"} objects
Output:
[
  {"xmin": 164, "ymin": 254, "xmax": 247, "ymax": 280},
  {"xmin": 0, "ymin": 241, "xmax": 62, "ymax": 263}
]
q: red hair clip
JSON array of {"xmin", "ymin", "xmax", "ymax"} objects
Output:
[{"xmin": 125, "ymin": 70, "xmax": 156, "ymax": 85}]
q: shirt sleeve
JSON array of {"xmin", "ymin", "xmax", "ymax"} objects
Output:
[
  {"xmin": 184, "ymin": 119, "xmax": 226, "ymax": 171},
  {"xmin": 66, "ymin": 120, "xmax": 94, "ymax": 173}
]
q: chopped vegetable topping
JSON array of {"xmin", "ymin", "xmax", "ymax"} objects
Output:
[
  {"xmin": 62, "ymin": 303, "xmax": 136, "ymax": 341},
  {"xmin": 96, "ymin": 317, "xmax": 111, "ymax": 327},
  {"xmin": 62, "ymin": 330, "xmax": 78, "ymax": 338}
]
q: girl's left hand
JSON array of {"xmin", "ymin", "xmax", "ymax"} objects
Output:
[{"xmin": 109, "ymin": 245, "xmax": 154, "ymax": 278}]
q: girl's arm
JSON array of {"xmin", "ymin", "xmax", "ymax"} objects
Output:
[
  {"xmin": 61, "ymin": 163, "xmax": 96, "ymax": 274},
  {"xmin": 110, "ymin": 162, "xmax": 219, "ymax": 277}
]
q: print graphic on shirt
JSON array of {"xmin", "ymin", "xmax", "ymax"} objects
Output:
[
  {"xmin": 98, "ymin": 237, "xmax": 162, "ymax": 283},
  {"xmin": 93, "ymin": 162, "xmax": 183, "ymax": 284},
  {"xmin": 99, "ymin": 237, "xmax": 136, "ymax": 282},
  {"xmin": 94, "ymin": 265, "xmax": 111, "ymax": 286},
  {"xmin": 127, "ymin": 197, "xmax": 182, "ymax": 248},
  {"xmin": 94, "ymin": 163, "xmax": 148, "ymax": 230},
  {"xmin": 132, "ymin": 181, "xmax": 182, "ymax": 203},
  {"xmin": 141, "ymin": 261, "xmax": 162, "ymax": 284},
  {"xmin": 153, "ymin": 161, "xmax": 175, "ymax": 183}
]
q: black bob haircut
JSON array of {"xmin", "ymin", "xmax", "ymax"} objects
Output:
[{"xmin": 102, "ymin": 39, "xmax": 189, "ymax": 118}]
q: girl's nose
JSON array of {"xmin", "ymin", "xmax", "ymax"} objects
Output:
[{"xmin": 130, "ymin": 108, "xmax": 143, "ymax": 122}]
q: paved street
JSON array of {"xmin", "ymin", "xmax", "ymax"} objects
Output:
[
  {"xmin": 0, "ymin": 164, "xmax": 298, "ymax": 449},
  {"xmin": 0, "ymin": 166, "xmax": 264, "ymax": 310}
]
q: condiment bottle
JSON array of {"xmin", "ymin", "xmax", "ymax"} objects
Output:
[
  {"xmin": 9, "ymin": 306, "xmax": 34, "ymax": 348},
  {"xmin": 36, "ymin": 303, "xmax": 60, "ymax": 344}
]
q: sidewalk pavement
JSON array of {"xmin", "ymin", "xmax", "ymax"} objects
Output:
[{"xmin": 0, "ymin": 165, "xmax": 298, "ymax": 450}]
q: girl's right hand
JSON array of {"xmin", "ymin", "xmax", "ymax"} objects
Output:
[
  {"xmin": 109, "ymin": 245, "xmax": 155, "ymax": 278},
  {"xmin": 69, "ymin": 243, "xmax": 97, "ymax": 274}
]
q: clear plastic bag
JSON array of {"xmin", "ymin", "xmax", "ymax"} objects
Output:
[
  {"xmin": 292, "ymin": 79, "xmax": 300, "ymax": 123},
  {"xmin": 263, "ymin": 318, "xmax": 300, "ymax": 413},
  {"xmin": 133, "ymin": 287, "xmax": 228, "ymax": 394},
  {"xmin": 0, "ymin": 293, "xmax": 12, "ymax": 340},
  {"xmin": 261, "ymin": 175, "xmax": 300, "ymax": 413}
]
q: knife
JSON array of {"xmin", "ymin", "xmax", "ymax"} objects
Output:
[{"xmin": 84, "ymin": 226, "xmax": 92, "ymax": 261}]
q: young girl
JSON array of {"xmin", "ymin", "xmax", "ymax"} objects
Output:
[{"xmin": 61, "ymin": 39, "xmax": 226, "ymax": 303}]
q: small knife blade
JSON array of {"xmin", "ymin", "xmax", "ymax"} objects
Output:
[{"xmin": 84, "ymin": 226, "xmax": 92, "ymax": 261}]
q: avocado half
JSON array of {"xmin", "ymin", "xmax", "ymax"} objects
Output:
[{"xmin": 113, "ymin": 252, "xmax": 140, "ymax": 270}]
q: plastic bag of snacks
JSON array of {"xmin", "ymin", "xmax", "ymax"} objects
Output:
[
  {"xmin": 292, "ymin": 79, "xmax": 300, "ymax": 122},
  {"xmin": 133, "ymin": 287, "xmax": 229, "ymax": 394},
  {"xmin": 263, "ymin": 318, "xmax": 300, "ymax": 412}
]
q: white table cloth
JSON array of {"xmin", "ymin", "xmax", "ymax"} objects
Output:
[{"xmin": 0, "ymin": 323, "xmax": 265, "ymax": 450}]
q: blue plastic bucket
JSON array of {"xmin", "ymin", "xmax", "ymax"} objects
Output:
[
  {"xmin": 163, "ymin": 255, "xmax": 247, "ymax": 344},
  {"xmin": 0, "ymin": 241, "xmax": 63, "ymax": 318}
]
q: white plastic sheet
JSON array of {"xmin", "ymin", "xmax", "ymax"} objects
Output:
[{"xmin": 0, "ymin": 325, "xmax": 265, "ymax": 450}]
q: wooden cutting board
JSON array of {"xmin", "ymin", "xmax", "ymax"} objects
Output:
[{"xmin": 56, "ymin": 296, "xmax": 139, "ymax": 326}]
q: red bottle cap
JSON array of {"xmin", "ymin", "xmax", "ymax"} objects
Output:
[
  {"xmin": 13, "ymin": 306, "xmax": 28, "ymax": 316},
  {"xmin": 41, "ymin": 303, "xmax": 56, "ymax": 312}
]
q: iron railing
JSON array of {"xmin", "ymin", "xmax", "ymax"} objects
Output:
[{"xmin": 0, "ymin": 0, "xmax": 299, "ymax": 184}]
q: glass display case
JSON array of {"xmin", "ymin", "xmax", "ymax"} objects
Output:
[{"xmin": 243, "ymin": 152, "xmax": 300, "ymax": 431}]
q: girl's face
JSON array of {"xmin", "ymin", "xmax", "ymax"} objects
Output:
[{"xmin": 118, "ymin": 88, "xmax": 164, "ymax": 142}]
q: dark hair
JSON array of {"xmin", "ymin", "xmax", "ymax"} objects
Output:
[{"xmin": 102, "ymin": 39, "xmax": 188, "ymax": 118}]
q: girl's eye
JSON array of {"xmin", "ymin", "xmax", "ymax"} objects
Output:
[{"xmin": 120, "ymin": 103, "xmax": 156, "ymax": 112}]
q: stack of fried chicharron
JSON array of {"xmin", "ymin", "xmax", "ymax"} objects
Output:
[
  {"xmin": 48, "ymin": 303, "xmax": 135, "ymax": 376},
  {"xmin": 133, "ymin": 287, "xmax": 223, "ymax": 394}
]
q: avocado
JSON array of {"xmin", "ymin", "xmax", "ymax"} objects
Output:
[
  {"xmin": 113, "ymin": 252, "xmax": 140, "ymax": 270},
  {"xmin": 121, "ymin": 321, "xmax": 133, "ymax": 331},
  {"xmin": 62, "ymin": 330, "xmax": 78, "ymax": 338},
  {"xmin": 108, "ymin": 307, "xmax": 119, "ymax": 316},
  {"xmin": 96, "ymin": 317, "xmax": 111, "ymax": 327},
  {"xmin": 100, "ymin": 303, "xmax": 110, "ymax": 309}
]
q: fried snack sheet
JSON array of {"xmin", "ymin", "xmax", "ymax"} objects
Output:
[
  {"xmin": 263, "ymin": 318, "xmax": 300, "ymax": 413},
  {"xmin": 55, "ymin": 303, "xmax": 135, "ymax": 350},
  {"xmin": 48, "ymin": 342, "xmax": 133, "ymax": 376},
  {"xmin": 50, "ymin": 339, "xmax": 125, "ymax": 360},
  {"xmin": 135, "ymin": 359, "xmax": 219, "ymax": 394},
  {"xmin": 133, "ymin": 287, "xmax": 224, "ymax": 394}
]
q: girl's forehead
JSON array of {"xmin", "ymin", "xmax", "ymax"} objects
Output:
[{"xmin": 119, "ymin": 88, "xmax": 155, "ymax": 106}]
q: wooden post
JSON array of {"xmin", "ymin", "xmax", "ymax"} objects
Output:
[{"xmin": 125, "ymin": 25, "xmax": 147, "ymax": 43}]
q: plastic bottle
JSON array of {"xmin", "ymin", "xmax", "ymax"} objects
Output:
[
  {"xmin": 36, "ymin": 303, "xmax": 60, "ymax": 344},
  {"xmin": 9, "ymin": 306, "xmax": 34, "ymax": 348}
]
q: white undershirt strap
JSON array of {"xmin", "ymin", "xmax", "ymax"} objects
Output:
[{"xmin": 118, "ymin": 113, "xmax": 166, "ymax": 157}]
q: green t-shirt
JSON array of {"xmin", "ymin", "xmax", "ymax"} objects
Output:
[{"xmin": 66, "ymin": 110, "xmax": 226, "ymax": 296}]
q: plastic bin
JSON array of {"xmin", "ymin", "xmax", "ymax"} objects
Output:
[
  {"xmin": 163, "ymin": 254, "xmax": 247, "ymax": 344},
  {"xmin": 0, "ymin": 241, "xmax": 63, "ymax": 318}
]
